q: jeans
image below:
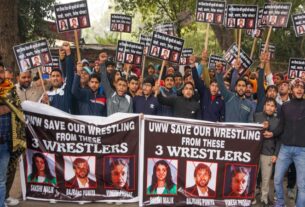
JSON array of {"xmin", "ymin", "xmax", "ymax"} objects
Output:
[
  {"xmin": 274, "ymin": 145, "xmax": 305, "ymax": 207},
  {"xmin": 0, "ymin": 143, "xmax": 10, "ymax": 207}
]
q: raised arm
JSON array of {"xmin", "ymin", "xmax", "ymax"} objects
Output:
[{"xmin": 100, "ymin": 63, "xmax": 114, "ymax": 98}]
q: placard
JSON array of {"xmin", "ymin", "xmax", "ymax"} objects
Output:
[
  {"xmin": 246, "ymin": 29, "xmax": 263, "ymax": 38},
  {"xmin": 261, "ymin": 3, "xmax": 292, "ymax": 28},
  {"xmin": 42, "ymin": 57, "xmax": 60, "ymax": 79},
  {"xmin": 225, "ymin": 5, "xmax": 258, "ymax": 29},
  {"xmin": 149, "ymin": 31, "xmax": 184, "ymax": 64},
  {"xmin": 110, "ymin": 14, "xmax": 132, "ymax": 33},
  {"xmin": 224, "ymin": 43, "xmax": 253, "ymax": 73},
  {"xmin": 180, "ymin": 48, "xmax": 193, "ymax": 65},
  {"xmin": 116, "ymin": 41, "xmax": 144, "ymax": 65},
  {"xmin": 260, "ymin": 43, "xmax": 275, "ymax": 60},
  {"xmin": 154, "ymin": 23, "xmax": 177, "ymax": 36},
  {"xmin": 13, "ymin": 39, "xmax": 52, "ymax": 72},
  {"xmin": 140, "ymin": 35, "xmax": 152, "ymax": 56},
  {"xmin": 208, "ymin": 55, "xmax": 227, "ymax": 70},
  {"xmin": 288, "ymin": 58, "xmax": 305, "ymax": 79},
  {"xmin": 292, "ymin": 12, "xmax": 305, "ymax": 37},
  {"xmin": 54, "ymin": 0, "xmax": 90, "ymax": 32},
  {"xmin": 196, "ymin": 0, "xmax": 226, "ymax": 25}
]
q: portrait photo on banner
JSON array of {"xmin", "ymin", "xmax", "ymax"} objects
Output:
[
  {"xmin": 64, "ymin": 156, "xmax": 97, "ymax": 189},
  {"xmin": 103, "ymin": 155, "xmax": 136, "ymax": 191},
  {"xmin": 146, "ymin": 158, "xmax": 178, "ymax": 196},
  {"xmin": 26, "ymin": 149, "xmax": 57, "ymax": 186}
]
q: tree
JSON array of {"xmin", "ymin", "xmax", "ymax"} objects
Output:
[{"xmin": 0, "ymin": 0, "xmax": 55, "ymax": 68}]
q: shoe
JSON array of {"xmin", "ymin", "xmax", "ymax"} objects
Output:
[
  {"xmin": 255, "ymin": 187, "xmax": 261, "ymax": 195},
  {"xmin": 287, "ymin": 188, "xmax": 295, "ymax": 199},
  {"xmin": 5, "ymin": 197, "xmax": 19, "ymax": 206},
  {"xmin": 261, "ymin": 200, "xmax": 268, "ymax": 207},
  {"xmin": 251, "ymin": 199, "xmax": 256, "ymax": 205}
]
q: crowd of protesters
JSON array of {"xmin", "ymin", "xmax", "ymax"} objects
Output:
[{"xmin": 0, "ymin": 41, "xmax": 305, "ymax": 207}]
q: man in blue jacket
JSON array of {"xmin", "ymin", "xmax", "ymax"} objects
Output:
[
  {"xmin": 41, "ymin": 42, "xmax": 74, "ymax": 113},
  {"xmin": 133, "ymin": 77, "xmax": 160, "ymax": 115}
]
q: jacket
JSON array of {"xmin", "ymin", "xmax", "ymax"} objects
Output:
[
  {"xmin": 133, "ymin": 94, "xmax": 160, "ymax": 115},
  {"xmin": 72, "ymin": 74, "xmax": 106, "ymax": 116},
  {"xmin": 192, "ymin": 67, "xmax": 225, "ymax": 122},
  {"xmin": 216, "ymin": 73, "xmax": 254, "ymax": 123},
  {"xmin": 158, "ymin": 87, "xmax": 176, "ymax": 116}
]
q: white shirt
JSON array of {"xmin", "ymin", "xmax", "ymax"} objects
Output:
[
  {"xmin": 77, "ymin": 178, "xmax": 89, "ymax": 188},
  {"xmin": 197, "ymin": 186, "xmax": 209, "ymax": 197}
]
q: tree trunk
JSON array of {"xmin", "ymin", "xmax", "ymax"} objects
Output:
[
  {"xmin": 211, "ymin": 25, "xmax": 235, "ymax": 52},
  {"xmin": 0, "ymin": 0, "xmax": 20, "ymax": 68}
]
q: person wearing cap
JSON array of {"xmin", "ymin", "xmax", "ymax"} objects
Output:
[
  {"xmin": 81, "ymin": 59, "xmax": 90, "ymax": 67},
  {"xmin": 40, "ymin": 42, "xmax": 74, "ymax": 113},
  {"xmin": 133, "ymin": 77, "xmax": 160, "ymax": 115},
  {"xmin": 155, "ymin": 81, "xmax": 201, "ymax": 119},
  {"xmin": 264, "ymin": 78, "xmax": 305, "ymax": 207},
  {"xmin": 79, "ymin": 63, "xmax": 92, "ymax": 88},
  {"xmin": 190, "ymin": 56, "xmax": 225, "ymax": 122},
  {"xmin": 157, "ymin": 74, "xmax": 177, "ymax": 116}
]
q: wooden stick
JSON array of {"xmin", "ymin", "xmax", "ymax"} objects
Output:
[
  {"xmin": 141, "ymin": 55, "xmax": 146, "ymax": 79},
  {"xmin": 155, "ymin": 60, "xmax": 166, "ymax": 97},
  {"xmin": 38, "ymin": 66, "xmax": 49, "ymax": 105},
  {"xmin": 74, "ymin": 30, "xmax": 81, "ymax": 62},
  {"xmin": 250, "ymin": 37, "xmax": 257, "ymax": 59},
  {"xmin": 263, "ymin": 26, "xmax": 273, "ymax": 52},
  {"xmin": 204, "ymin": 24, "xmax": 210, "ymax": 51},
  {"xmin": 237, "ymin": 29, "xmax": 242, "ymax": 59}
]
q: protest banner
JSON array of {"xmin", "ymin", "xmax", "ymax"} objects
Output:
[
  {"xmin": 149, "ymin": 31, "xmax": 184, "ymax": 64},
  {"xmin": 140, "ymin": 116, "xmax": 263, "ymax": 207},
  {"xmin": 260, "ymin": 43, "xmax": 275, "ymax": 60},
  {"xmin": 13, "ymin": 39, "xmax": 52, "ymax": 73},
  {"xmin": 154, "ymin": 23, "xmax": 177, "ymax": 36},
  {"xmin": 224, "ymin": 43, "xmax": 253, "ymax": 74},
  {"xmin": 288, "ymin": 58, "xmax": 305, "ymax": 79},
  {"xmin": 54, "ymin": 0, "xmax": 90, "ymax": 32},
  {"xmin": 196, "ymin": 0, "xmax": 226, "ymax": 25},
  {"xmin": 261, "ymin": 2, "xmax": 292, "ymax": 28},
  {"xmin": 42, "ymin": 56, "xmax": 60, "ymax": 79},
  {"xmin": 208, "ymin": 55, "xmax": 227, "ymax": 70},
  {"xmin": 116, "ymin": 40, "xmax": 144, "ymax": 66},
  {"xmin": 225, "ymin": 5, "xmax": 258, "ymax": 30},
  {"xmin": 292, "ymin": 12, "xmax": 305, "ymax": 37},
  {"xmin": 21, "ymin": 101, "xmax": 140, "ymax": 202},
  {"xmin": 180, "ymin": 48, "xmax": 193, "ymax": 65},
  {"xmin": 110, "ymin": 14, "xmax": 132, "ymax": 33}
]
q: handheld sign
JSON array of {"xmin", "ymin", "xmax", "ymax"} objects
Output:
[
  {"xmin": 110, "ymin": 14, "xmax": 132, "ymax": 33},
  {"xmin": 42, "ymin": 56, "xmax": 60, "ymax": 79},
  {"xmin": 225, "ymin": 5, "xmax": 258, "ymax": 29},
  {"xmin": 260, "ymin": 43, "xmax": 275, "ymax": 60},
  {"xmin": 196, "ymin": 0, "xmax": 226, "ymax": 25},
  {"xmin": 224, "ymin": 43, "xmax": 253, "ymax": 72},
  {"xmin": 257, "ymin": 8, "xmax": 264, "ymax": 28},
  {"xmin": 246, "ymin": 29, "xmax": 263, "ymax": 38},
  {"xmin": 261, "ymin": 3, "xmax": 292, "ymax": 28},
  {"xmin": 208, "ymin": 55, "xmax": 227, "ymax": 70},
  {"xmin": 54, "ymin": 0, "xmax": 90, "ymax": 32},
  {"xmin": 154, "ymin": 23, "xmax": 177, "ymax": 36},
  {"xmin": 292, "ymin": 13, "xmax": 305, "ymax": 37},
  {"xmin": 140, "ymin": 35, "xmax": 152, "ymax": 56},
  {"xmin": 149, "ymin": 31, "xmax": 184, "ymax": 64},
  {"xmin": 180, "ymin": 48, "xmax": 193, "ymax": 65},
  {"xmin": 288, "ymin": 58, "xmax": 305, "ymax": 79},
  {"xmin": 116, "ymin": 41, "xmax": 144, "ymax": 66},
  {"xmin": 13, "ymin": 39, "xmax": 52, "ymax": 72}
]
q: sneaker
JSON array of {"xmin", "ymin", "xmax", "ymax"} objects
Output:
[
  {"xmin": 255, "ymin": 187, "xmax": 261, "ymax": 195},
  {"xmin": 287, "ymin": 188, "xmax": 295, "ymax": 199},
  {"xmin": 251, "ymin": 199, "xmax": 257, "ymax": 205},
  {"xmin": 261, "ymin": 200, "xmax": 268, "ymax": 207},
  {"xmin": 5, "ymin": 197, "xmax": 19, "ymax": 206}
]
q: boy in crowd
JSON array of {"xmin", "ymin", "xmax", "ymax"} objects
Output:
[
  {"xmin": 127, "ymin": 76, "xmax": 140, "ymax": 98},
  {"xmin": 157, "ymin": 74, "xmax": 177, "ymax": 116}
]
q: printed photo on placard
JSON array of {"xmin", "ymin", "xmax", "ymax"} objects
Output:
[
  {"xmin": 208, "ymin": 55, "xmax": 227, "ymax": 70},
  {"xmin": 26, "ymin": 149, "xmax": 57, "ymax": 186},
  {"xmin": 140, "ymin": 35, "xmax": 152, "ymax": 56},
  {"xmin": 180, "ymin": 48, "xmax": 193, "ymax": 65},
  {"xmin": 110, "ymin": 14, "xmax": 132, "ymax": 33},
  {"xmin": 184, "ymin": 161, "xmax": 218, "ymax": 198},
  {"xmin": 54, "ymin": 0, "xmax": 90, "ymax": 32},
  {"xmin": 154, "ymin": 23, "xmax": 177, "ymax": 36},
  {"xmin": 103, "ymin": 156, "xmax": 136, "ymax": 191},
  {"xmin": 64, "ymin": 156, "xmax": 97, "ymax": 189},
  {"xmin": 260, "ymin": 43, "xmax": 276, "ymax": 60},
  {"xmin": 149, "ymin": 31, "xmax": 184, "ymax": 64},
  {"xmin": 224, "ymin": 43, "xmax": 253, "ymax": 72},
  {"xmin": 146, "ymin": 158, "xmax": 178, "ymax": 195},
  {"xmin": 261, "ymin": 3, "xmax": 292, "ymax": 28},
  {"xmin": 223, "ymin": 164, "xmax": 257, "ymax": 198},
  {"xmin": 246, "ymin": 29, "xmax": 263, "ymax": 38},
  {"xmin": 225, "ymin": 5, "xmax": 258, "ymax": 29},
  {"xmin": 196, "ymin": 0, "xmax": 226, "ymax": 25}
]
